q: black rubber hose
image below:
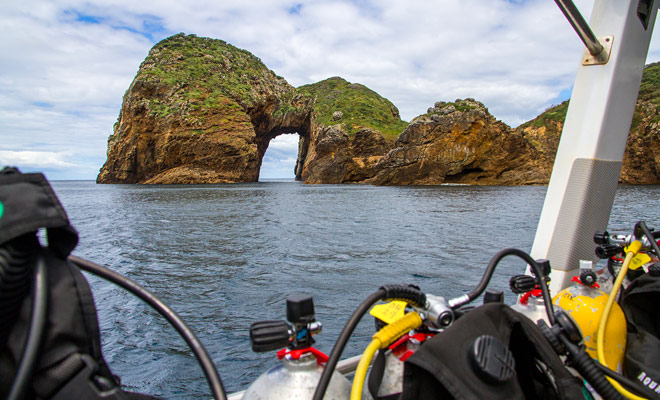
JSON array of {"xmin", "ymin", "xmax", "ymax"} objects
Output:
[
  {"xmin": 594, "ymin": 361, "xmax": 660, "ymax": 400},
  {"xmin": 453, "ymin": 248, "xmax": 556, "ymax": 325},
  {"xmin": 560, "ymin": 335, "xmax": 623, "ymax": 400},
  {"xmin": 6, "ymin": 254, "xmax": 48, "ymax": 400},
  {"xmin": 638, "ymin": 221, "xmax": 660, "ymax": 258},
  {"xmin": 68, "ymin": 256, "xmax": 227, "ymax": 400},
  {"xmin": 312, "ymin": 289, "xmax": 386, "ymax": 400},
  {"xmin": 312, "ymin": 285, "xmax": 426, "ymax": 400},
  {"xmin": 380, "ymin": 284, "xmax": 426, "ymax": 308}
]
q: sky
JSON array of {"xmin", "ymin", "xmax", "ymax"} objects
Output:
[{"xmin": 1, "ymin": 1, "xmax": 659, "ymax": 180}]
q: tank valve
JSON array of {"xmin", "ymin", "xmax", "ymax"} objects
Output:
[{"xmin": 249, "ymin": 294, "xmax": 322, "ymax": 353}]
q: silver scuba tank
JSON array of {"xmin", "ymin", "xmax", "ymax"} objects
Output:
[
  {"xmin": 243, "ymin": 351, "xmax": 351, "ymax": 400},
  {"xmin": 511, "ymin": 296, "xmax": 551, "ymax": 325},
  {"xmin": 245, "ymin": 294, "xmax": 350, "ymax": 400},
  {"xmin": 510, "ymin": 259, "xmax": 552, "ymax": 325}
]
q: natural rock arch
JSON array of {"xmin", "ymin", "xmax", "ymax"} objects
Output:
[
  {"xmin": 257, "ymin": 130, "xmax": 309, "ymax": 181},
  {"xmin": 97, "ymin": 34, "xmax": 660, "ymax": 186}
]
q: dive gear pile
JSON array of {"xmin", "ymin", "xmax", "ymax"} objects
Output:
[{"xmin": 3, "ymin": 168, "xmax": 660, "ymax": 400}]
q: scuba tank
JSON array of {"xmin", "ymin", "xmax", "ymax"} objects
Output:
[
  {"xmin": 361, "ymin": 300, "xmax": 435, "ymax": 400},
  {"xmin": 511, "ymin": 296, "xmax": 551, "ymax": 326},
  {"xmin": 362, "ymin": 332, "xmax": 431, "ymax": 400},
  {"xmin": 509, "ymin": 259, "xmax": 552, "ymax": 325},
  {"xmin": 552, "ymin": 262, "xmax": 627, "ymax": 372},
  {"xmin": 243, "ymin": 294, "xmax": 351, "ymax": 400}
]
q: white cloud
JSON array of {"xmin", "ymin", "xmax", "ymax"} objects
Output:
[
  {"xmin": 0, "ymin": 150, "xmax": 76, "ymax": 169},
  {"xmin": 1, "ymin": 0, "xmax": 658, "ymax": 179},
  {"xmin": 267, "ymin": 134, "xmax": 299, "ymax": 152}
]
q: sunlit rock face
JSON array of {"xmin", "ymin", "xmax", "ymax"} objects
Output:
[
  {"xmin": 367, "ymin": 100, "xmax": 544, "ymax": 185},
  {"xmin": 97, "ymin": 33, "xmax": 313, "ymax": 184},
  {"xmin": 98, "ymin": 34, "xmax": 660, "ymax": 186}
]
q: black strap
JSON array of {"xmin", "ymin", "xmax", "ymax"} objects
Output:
[
  {"xmin": 368, "ymin": 349, "xmax": 386, "ymax": 399},
  {"xmin": 51, "ymin": 354, "xmax": 128, "ymax": 400},
  {"xmin": 368, "ymin": 349, "xmax": 405, "ymax": 400}
]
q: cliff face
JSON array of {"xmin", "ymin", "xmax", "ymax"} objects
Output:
[
  {"xmin": 97, "ymin": 35, "xmax": 405, "ymax": 184},
  {"xmin": 620, "ymin": 62, "xmax": 660, "ymax": 184},
  {"xmin": 294, "ymin": 77, "xmax": 405, "ymax": 183},
  {"xmin": 97, "ymin": 33, "xmax": 313, "ymax": 184},
  {"xmin": 98, "ymin": 34, "xmax": 660, "ymax": 185},
  {"xmin": 517, "ymin": 62, "xmax": 660, "ymax": 185},
  {"xmin": 367, "ymin": 100, "xmax": 544, "ymax": 185}
]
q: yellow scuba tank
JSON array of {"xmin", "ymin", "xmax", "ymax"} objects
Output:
[{"xmin": 552, "ymin": 263, "xmax": 627, "ymax": 372}]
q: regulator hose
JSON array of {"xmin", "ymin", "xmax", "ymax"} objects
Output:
[
  {"xmin": 637, "ymin": 221, "xmax": 660, "ymax": 258},
  {"xmin": 352, "ymin": 341, "xmax": 379, "ymax": 400},
  {"xmin": 557, "ymin": 334, "xmax": 624, "ymax": 400},
  {"xmin": 68, "ymin": 256, "xmax": 227, "ymax": 400},
  {"xmin": 312, "ymin": 284, "xmax": 426, "ymax": 400},
  {"xmin": 450, "ymin": 248, "xmax": 556, "ymax": 325},
  {"xmin": 594, "ymin": 362, "xmax": 660, "ymax": 400},
  {"xmin": 6, "ymin": 254, "xmax": 48, "ymax": 400}
]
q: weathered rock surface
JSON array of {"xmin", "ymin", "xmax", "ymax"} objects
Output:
[
  {"xmin": 518, "ymin": 60, "xmax": 660, "ymax": 185},
  {"xmin": 97, "ymin": 35, "xmax": 405, "ymax": 184},
  {"xmin": 367, "ymin": 100, "xmax": 543, "ymax": 185},
  {"xmin": 300, "ymin": 125, "xmax": 389, "ymax": 183},
  {"xmin": 98, "ymin": 34, "xmax": 660, "ymax": 186},
  {"xmin": 294, "ymin": 77, "xmax": 404, "ymax": 183},
  {"xmin": 619, "ymin": 63, "xmax": 660, "ymax": 184},
  {"xmin": 97, "ymin": 33, "xmax": 313, "ymax": 184}
]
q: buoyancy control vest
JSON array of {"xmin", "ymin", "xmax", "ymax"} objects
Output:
[
  {"xmin": 0, "ymin": 167, "xmax": 160, "ymax": 400},
  {"xmin": 401, "ymin": 303, "xmax": 586, "ymax": 400},
  {"xmin": 622, "ymin": 272, "xmax": 660, "ymax": 396}
]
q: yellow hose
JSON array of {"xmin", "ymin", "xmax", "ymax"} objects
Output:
[
  {"xmin": 351, "ymin": 340, "xmax": 380, "ymax": 400},
  {"xmin": 597, "ymin": 240, "xmax": 646, "ymax": 400},
  {"xmin": 350, "ymin": 312, "xmax": 423, "ymax": 400}
]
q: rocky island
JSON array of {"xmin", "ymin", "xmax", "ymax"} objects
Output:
[{"xmin": 97, "ymin": 34, "xmax": 660, "ymax": 185}]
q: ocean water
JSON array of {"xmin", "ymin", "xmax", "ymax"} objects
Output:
[{"xmin": 48, "ymin": 180, "xmax": 660, "ymax": 399}]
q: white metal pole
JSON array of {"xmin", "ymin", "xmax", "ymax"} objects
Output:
[{"xmin": 530, "ymin": 0, "xmax": 658, "ymax": 294}]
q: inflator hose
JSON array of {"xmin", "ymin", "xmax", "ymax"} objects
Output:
[
  {"xmin": 312, "ymin": 285, "xmax": 426, "ymax": 400},
  {"xmin": 6, "ymin": 254, "xmax": 48, "ymax": 400},
  {"xmin": 68, "ymin": 256, "xmax": 227, "ymax": 400}
]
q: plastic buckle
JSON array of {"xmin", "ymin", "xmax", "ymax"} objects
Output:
[{"xmin": 52, "ymin": 354, "xmax": 127, "ymax": 400}]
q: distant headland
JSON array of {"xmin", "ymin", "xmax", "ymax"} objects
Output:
[{"xmin": 97, "ymin": 33, "xmax": 660, "ymax": 185}]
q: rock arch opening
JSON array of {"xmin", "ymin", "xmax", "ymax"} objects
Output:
[
  {"xmin": 259, "ymin": 133, "xmax": 300, "ymax": 180},
  {"xmin": 256, "ymin": 128, "xmax": 310, "ymax": 182}
]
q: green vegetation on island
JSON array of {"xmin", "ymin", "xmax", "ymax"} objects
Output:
[
  {"xmin": 296, "ymin": 77, "xmax": 408, "ymax": 140},
  {"xmin": 137, "ymin": 33, "xmax": 285, "ymax": 116},
  {"xmin": 638, "ymin": 62, "xmax": 660, "ymax": 102},
  {"xmin": 518, "ymin": 101, "xmax": 569, "ymax": 129}
]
